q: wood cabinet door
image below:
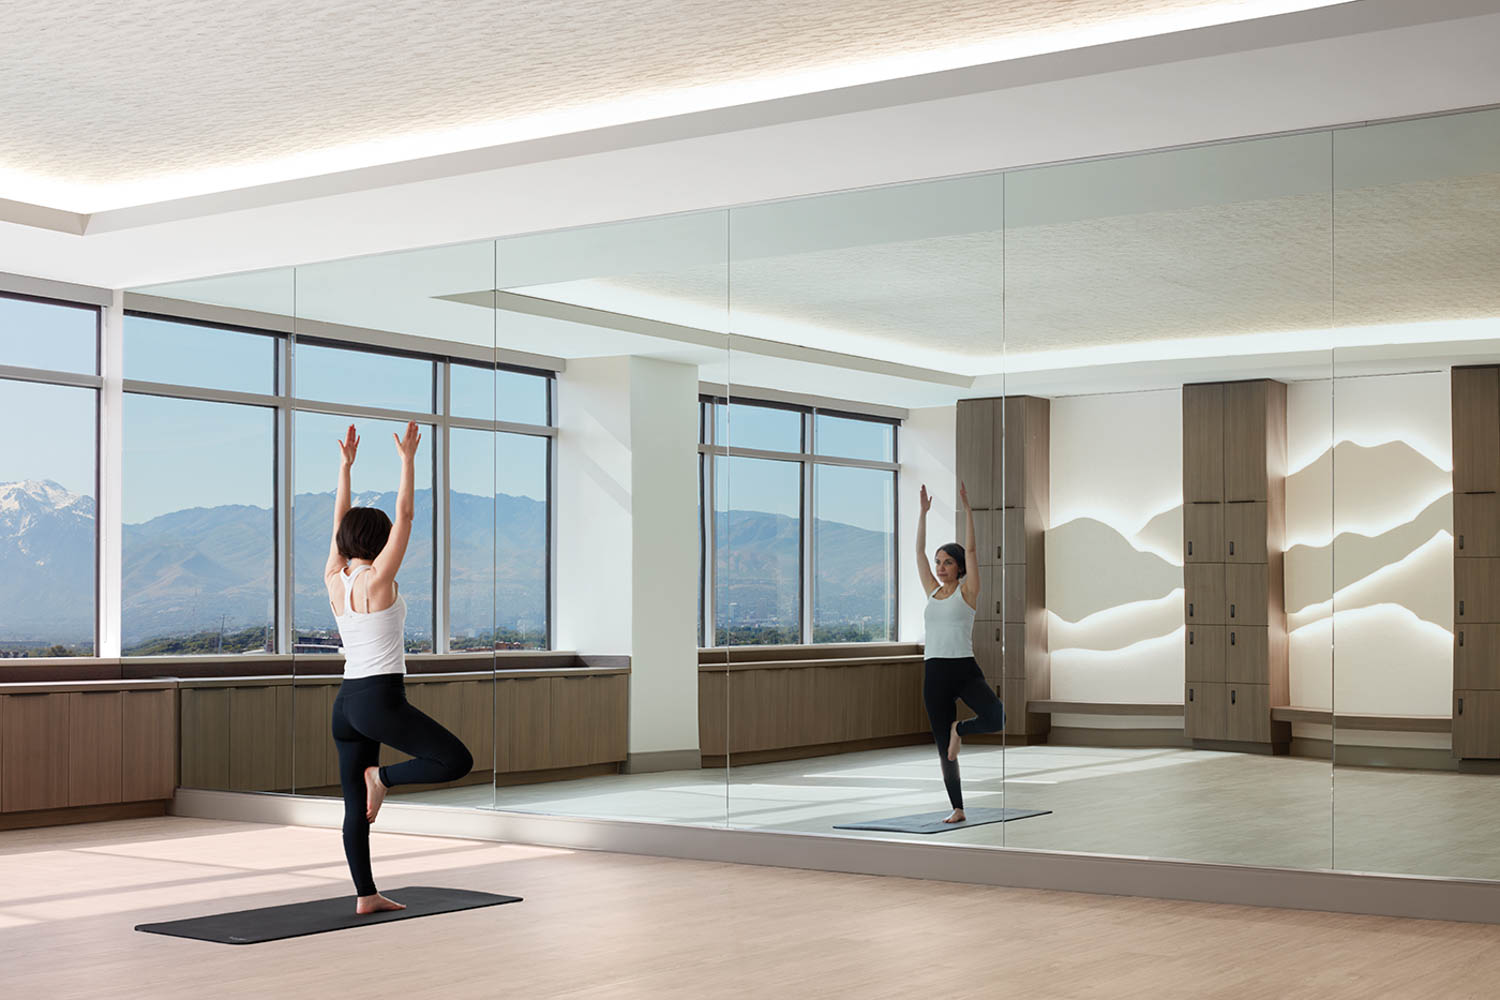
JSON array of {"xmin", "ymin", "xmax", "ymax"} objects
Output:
[
  {"xmin": 229, "ymin": 686, "xmax": 288, "ymax": 793},
  {"xmin": 1224, "ymin": 502, "xmax": 1269, "ymax": 563},
  {"xmin": 1185, "ymin": 626, "xmax": 1226, "ymax": 683},
  {"xmin": 122, "ymin": 689, "xmax": 177, "ymax": 801},
  {"xmin": 1184, "ymin": 503, "xmax": 1224, "ymax": 563},
  {"xmin": 1453, "ymin": 690, "xmax": 1500, "ymax": 759},
  {"xmin": 973, "ymin": 622, "xmax": 1003, "ymax": 682},
  {"xmin": 2, "ymin": 693, "xmax": 70, "ymax": 813},
  {"xmin": 69, "ymin": 691, "xmax": 122, "ymax": 807},
  {"xmin": 1002, "ymin": 506, "xmax": 1042, "ymax": 567},
  {"xmin": 1456, "ymin": 557, "xmax": 1500, "ymax": 624},
  {"xmin": 975, "ymin": 565, "xmax": 1003, "ymax": 622},
  {"xmin": 1184, "ymin": 682, "xmax": 1226, "ymax": 740},
  {"xmin": 179, "ymin": 687, "xmax": 231, "ymax": 791},
  {"xmin": 1224, "ymin": 381, "xmax": 1269, "ymax": 503},
  {"xmin": 1455, "ymin": 626, "xmax": 1500, "ymax": 689},
  {"xmin": 971, "ymin": 508, "xmax": 1002, "ymax": 567},
  {"xmin": 1455, "ymin": 492, "xmax": 1500, "ymax": 558},
  {"xmin": 1453, "ymin": 367, "xmax": 1500, "ymax": 494},
  {"xmin": 1226, "ymin": 684, "xmax": 1271, "ymax": 743},
  {"xmin": 1225, "ymin": 627, "xmax": 1270, "ymax": 684},
  {"xmin": 956, "ymin": 398, "xmax": 996, "ymax": 510},
  {"xmin": 1185, "ymin": 564, "xmax": 1227, "ymax": 625},
  {"xmin": 1002, "ymin": 561, "xmax": 1043, "ymax": 624},
  {"xmin": 1225, "ymin": 563, "xmax": 1270, "ymax": 627},
  {"xmin": 509, "ymin": 678, "xmax": 551, "ymax": 772},
  {"xmin": 1183, "ymin": 384, "xmax": 1225, "ymax": 503}
]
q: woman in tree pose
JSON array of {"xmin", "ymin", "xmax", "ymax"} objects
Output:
[
  {"xmin": 915, "ymin": 481, "xmax": 1006, "ymax": 823},
  {"xmin": 325, "ymin": 422, "xmax": 473, "ymax": 913}
]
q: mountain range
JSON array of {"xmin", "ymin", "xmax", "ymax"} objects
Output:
[{"xmin": 1, "ymin": 480, "xmax": 894, "ymax": 648}]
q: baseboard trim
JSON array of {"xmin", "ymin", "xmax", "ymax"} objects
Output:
[
  {"xmin": 624, "ymin": 750, "xmax": 701, "ymax": 774},
  {"xmin": 1048, "ymin": 727, "xmax": 1191, "ymax": 749},
  {"xmin": 0, "ymin": 799, "xmax": 168, "ymax": 831},
  {"xmin": 172, "ymin": 788, "xmax": 1500, "ymax": 926},
  {"xmin": 1292, "ymin": 739, "xmax": 1459, "ymax": 771},
  {"xmin": 702, "ymin": 734, "xmax": 928, "ymax": 768}
]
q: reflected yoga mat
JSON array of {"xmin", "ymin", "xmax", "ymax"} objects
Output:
[
  {"xmin": 835, "ymin": 807, "xmax": 1050, "ymax": 834},
  {"xmin": 135, "ymin": 886, "xmax": 522, "ymax": 944}
]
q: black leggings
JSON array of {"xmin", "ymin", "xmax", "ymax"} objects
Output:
[
  {"xmin": 923, "ymin": 657, "xmax": 1006, "ymax": 811},
  {"xmin": 331, "ymin": 674, "xmax": 473, "ymax": 896}
]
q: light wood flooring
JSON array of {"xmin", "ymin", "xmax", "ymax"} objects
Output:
[{"xmin": 3, "ymin": 816, "xmax": 1500, "ymax": 1000}]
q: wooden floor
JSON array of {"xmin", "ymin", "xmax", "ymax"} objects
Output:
[{"xmin": 3, "ymin": 818, "xmax": 1500, "ymax": 999}]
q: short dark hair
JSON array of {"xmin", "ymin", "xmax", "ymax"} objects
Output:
[
  {"xmin": 337, "ymin": 507, "xmax": 392, "ymax": 561},
  {"xmin": 937, "ymin": 542, "xmax": 967, "ymax": 579}
]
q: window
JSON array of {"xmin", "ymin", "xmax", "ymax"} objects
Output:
[
  {"xmin": 0, "ymin": 293, "xmax": 101, "ymax": 657},
  {"xmin": 295, "ymin": 341, "xmax": 435, "ymax": 413},
  {"xmin": 700, "ymin": 396, "xmax": 898, "ymax": 646},
  {"xmin": 452, "ymin": 363, "xmax": 550, "ymax": 425},
  {"xmin": 126, "ymin": 315, "xmax": 275, "ymax": 394}
]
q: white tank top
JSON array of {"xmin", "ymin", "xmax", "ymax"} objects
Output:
[
  {"xmin": 334, "ymin": 565, "xmax": 407, "ymax": 679},
  {"xmin": 923, "ymin": 584, "xmax": 977, "ymax": 660}
]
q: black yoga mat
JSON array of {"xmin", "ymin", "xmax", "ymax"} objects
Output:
[
  {"xmin": 135, "ymin": 886, "xmax": 522, "ymax": 944},
  {"xmin": 834, "ymin": 806, "xmax": 1050, "ymax": 834}
]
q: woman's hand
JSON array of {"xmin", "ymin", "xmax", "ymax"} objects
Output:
[
  {"xmin": 338, "ymin": 425, "xmax": 359, "ymax": 467},
  {"xmin": 959, "ymin": 481, "xmax": 971, "ymax": 511},
  {"xmin": 394, "ymin": 420, "xmax": 422, "ymax": 462},
  {"xmin": 919, "ymin": 484, "xmax": 932, "ymax": 515}
]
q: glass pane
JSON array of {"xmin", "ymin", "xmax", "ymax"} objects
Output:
[
  {"xmin": 293, "ymin": 411, "xmax": 435, "ymax": 654},
  {"xmin": 0, "ymin": 378, "xmax": 96, "ymax": 656},
  {"xmin": 717, "ymin": 400, "xmax": 802, "ymax": 453},
  {"xmin": 0, "ymin": 295, "xmax": 97, "ymax": 374},
  {"xmin": 450, "ymin": 427, "xmax": 496, "ymax": 651},
  {"xmin": 1331, "ymin": 107, "xmax": 1500, "ymax": 880},
  {"xmin": 495, "ymin": 432, "xmax": 549, "ymax": 648},
  {"xmin": 813, "ymin": 465, "xmax": 895, "ymax": 642},
  {"xmin": 295, "ymin": 342, "xmax": 434, "ymax": 413},
  {"xmin": 124, "ymin": 315, "xmax": 275, "ymax": 394},
  {"xmin": 716, "ymin": 455, "xmax": 802, "ymax": 644},
  {"xmin": 122, "ymin": 395, "xmax": 274, "ymax": 654},
  {"xmin": 451, "ymin": 363, "xmax": 550, "ymax": 425},
  {"xmin": 815, "ymin": 412, "xmax": 893, "ymax": 462}
]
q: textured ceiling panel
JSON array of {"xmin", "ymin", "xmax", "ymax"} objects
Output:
[{"xmin": 2, "ymin": 0, "xmax": 1331, "ymax": 201}]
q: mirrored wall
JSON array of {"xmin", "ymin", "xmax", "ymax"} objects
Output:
[{"xmin": 109, "ymin": 103, "xmax": 1500, "ymax": 883}]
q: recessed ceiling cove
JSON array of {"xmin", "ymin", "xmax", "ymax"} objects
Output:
[{"xmin": 1, "ymin": 0, "xmax": 1346, "ymax": 211}]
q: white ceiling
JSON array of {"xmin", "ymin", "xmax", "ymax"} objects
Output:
[{"xmin": 2, "ymin": 0, "xmax": 1349, "ymax": 211}]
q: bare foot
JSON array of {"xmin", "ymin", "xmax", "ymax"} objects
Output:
[
  {"xmin": 364, "ymin": 766, "xmax": 386, "ymax": 823},
  {"xmin": 944, "ymin": 809, "xmax": 966, "ymax": 824},
  {"xmin": 355, "ymin": 892, "xmax": 406, "ymax": 915},
  {"xmin": 947, "ymin": 720, "xmax": 961, "ymax": 761}
]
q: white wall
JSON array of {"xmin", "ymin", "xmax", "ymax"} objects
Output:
[
  {"xmin": 1046, "ymin": 390, "xmax": 1184, "ymax": 703},
  {"xmin": 898, "ymin": 404, "xmax": 956, "ymax": 644},
  {"xmin": 628, "ymin": 357, "xmax": 701, "ymax": 754},
  {"xmin": 555, "ymin": 355, "xmax": 701, "ymax": 756}
]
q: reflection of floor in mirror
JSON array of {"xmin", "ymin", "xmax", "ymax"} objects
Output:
[
  {"xmin": 377, "ymin": 744, "xmax": 1500, "ymax": 878},
  {"xmin": 14, "ymin": 817, "xmax": 1500, "ymax": 999}
]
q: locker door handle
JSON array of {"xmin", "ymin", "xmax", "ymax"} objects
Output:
[
  {"xmin": 1230, "ymin": 632, "xmax": 1237, "ymax": 646},
  {"xmin": 1460, "ymin": 631, "xmax": 1466, "ymax": 647},
  {"xmin": 1188, "ymin": 602, "xmax": 1195, "ymax": 618},
  {"xmin": 1189, "ymin": 631, "xmax": 1195, "ymax": 645},
  {"xmin": 1230, "ymin": 603, "xmax": 1237, "ymax": 619},
  {"xmin": 1460, "ymin": 600, "xmax": 1466, "ymax": 617},
  {"xmin": 995, "ymin": 628, "xmax": 1001, "ymax": 642},
  {"xmin": 1459, "ymin": 697, "xmax": 1465, "ymax": 716},
  {"xmin": 995, "ymin": 600, "xmax": 1002, "ymax": 615},
  {"xmin": 1187, "ymin": 540, "xmax": 1193, "ymax": 557},
  {"xmin": 1231, "ymin": 689, "xmax": 1237, "ymax": 705},
  {"xmin": 997, "ymin": 545, "xmax": 1003, "ymax": 560},
  {"xmin": 1459, "ymin": 534, "xmax": 1465, "ymax": 551},
  {"xmin": 1188, "ymin": 687, "xmax": 1195, "ymax": 703},
  {"xmin": 1229, "ymin": 540, "xmax": 1236, "ymax": 557}
]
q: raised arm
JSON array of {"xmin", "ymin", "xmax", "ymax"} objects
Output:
[
  {"xmin": 372, "ymin": 421, "xmax": 420, "ymax": 583},
  {"xmin": 324, "ymin": 425, "xmax": 359, "ymax": 579},
  {"xmin": 959, "ymin": 482, "xmax": 981, "ymax": 608},
  {"xmin": 915, "ymin": 484, "xmax": 938, "ymax": 596}
]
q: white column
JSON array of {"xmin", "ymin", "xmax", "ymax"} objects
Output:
[
  {"xmin": 897, "ymin": 404, "xmax": 956, "ymax": 645},
  {"xmin": 97, "ymin": 291, "xmax": 125, "ymax": 658}
]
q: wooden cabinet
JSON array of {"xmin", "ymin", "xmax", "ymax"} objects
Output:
[
  {"xmin": 1184, "ymin": 503, "xmax": 1224, "ymax": 563},
  {"xmin": 1185, "ymin": 682, "xmax": 1226, "ymax": 740},
  {"xmin": 1453, "ymin": 367, "xmax": 1500, "ymax": 494},
  {"xmin": 957, "ymin": 398, "xmax": 997, "ymax": 509},
  {"xmin": 972, "ymin": 509, "xmax": 1002, "ymax": 567},
  {"xmin": 1186, "ymin": 626, "xmax": 1226, "ymax": 683},
  {"xmin": 1185, "ymin": 564, "xmax": 1226, "ymax": 625},
  {"xmin": 69, "ymin": 692, "xmax": 122, "ymax": 807},
  {"xmin": 1455, "ymin": 492, "xmax": 1500, "ymax": 558},
  {"xmin": 2, "ymin": 694, "xmax": 70, "ymax": 813},
  {"xmin": 122, "ymin": 690, "xmax": 176, "ymax": 801},
  {"xmin": 1181, "ymin": 380, "xmax": 1287, "ymax": 748},
  {"xmin": 1183, "ymin": 384, "xmax": 1225, "ymax": 503},
  {"xmin": 1450, "ymin": 367, "xmax": 1500, "ymax": 757},
  {"xmin": 1453, "ymin": 690, "xmax": 1500, "ymax": 759}
]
